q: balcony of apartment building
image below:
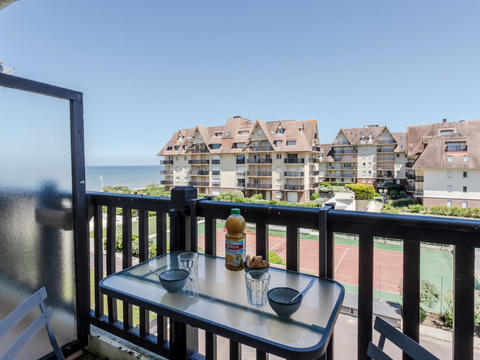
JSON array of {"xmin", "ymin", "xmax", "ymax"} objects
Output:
[
  {"xmin": 377, "ymin": 146, "xmax": 395, "ymax": 153},
  {"xmin": 247, "ymin": 169, "xmax": 272, "ymax": 177},
  {"xmin": 236, "ymin": 178, "xmax": 246, "ymax": 187},
  {"xmin": 377, "ymin": 154, "xmax": 396, "ymax": 162},
  {"xmin": 247, "ymin": 155, "xmax": 272, "ymax": 164},
  {"xmin": 160, "ymin": 158, "xmax": 174, "ymax": 165},
  {"xmin": 284, "ymin": 155, "xmax": 305, "ymax": 164},
  {"xmin": 188, "ymin": 180, "xmax": 210, "ymax": 187},
  {"xmin": 160, "ymin": 169, "xmax": 173, "ymax": 175},
  {"xmin": 246, "ymin": 182, "xmax": 272, "ymax": 189},
  {"xmin": 211, "ymin": 170, "xmax": 221, "ymax": 176},
  {"xmin": 284, "ymin": 171, "xmax": 304, "ymax": 177},
  {"xmin": 236, "ymin": 155, "xmax": 246, "ymax": 164},
  {"xmin": 186, "ymin": 144, "xmax": 210, "ymax": 154},
  {"xmin": 5, "ymin": 75, "xmax": 479, "ymax": 360},
  {"xmin": 284, "ymin": 183, "xmax": 304, "ymax": 190},
  {"xmin": 309, "ymin": 156, "xmax": 319, "ymax": 163},
  {"xmin": 376, "ymin": 164, "xmax": 395, "ymax": 171},
  {"xmin": 445, "ymin": 142, "xmax": 468, "ymax": 152},
  {"xmin": 310, "ymin": 170, "xmax": 320, "ymax": 176},
  {"xmin": 334, "ymin": 147, "xmax": 357, "ymax": 154},
  {"xmin": 377, "ymin": 170, "xmax": 394, "ymax": 179},
  {"xmin": 160, "ymin": 179, "xmax": 174, "ymax": 185},
  {"xmin": 189, "ymin": 169, "xmax": 210, "ymax": 176},
  {"xmin": 188, "ymin": 158, "xmax": 210, "ymax": 165},
  {"xmin": 246, "ymin": 141, "xmax": 273, "ymax": 152}
]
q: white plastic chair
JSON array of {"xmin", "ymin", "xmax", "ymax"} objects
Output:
[{"xmin": 0, "ymin": 287, "xmax": 65, "ymax": 360}]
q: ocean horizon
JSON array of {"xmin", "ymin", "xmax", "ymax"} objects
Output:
[{"xmin": 86, "ymin": 165, "xmax": 163, "ymax": 191}]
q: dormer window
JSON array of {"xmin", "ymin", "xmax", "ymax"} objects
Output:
[
  {"xmin": 215, "ymin": 132, "xmax": 223, "ymax": 137},
  {"xmin": 277, "ymin": 126, "xmax": 285, "ymax": 135},
  {"xmin": 441, "ymin": 129, "xmax": 454, "ymax": 135},
  {"xmin": 209, "ymin": 144, "xmax": 221, "ymax": 150},
  {"xmin": 226, "ymin": 131, "xmax": 231, "ymax": 137},
  {"xmin": 178, "ymin": 134, "xmax": 184, "ymax": 140},
  {"xmin": 274, "ymin": 140, "xmax": 282, "ymax": 147},
  {"xmin": 360, "ymin": 136, "xmax": 366, "ymax": 141},
  {"xmin": 257, "ymin": 130, "xmax": 262, "ymax": 135},
  {"xmin": 368, "ymin": 135, "xmax": 373, "ymax": 142},
  {"xmin": 239, "ymin": 131, "xmax": 249, "ymax": 135},
  {"xmin": 174, "ymin": 145, "xmax": 179, "ymax": 150},
  {"xmin": 286, "ymin": 140, "xmax": 296, "ymax": 146},
  {"xmin": 167, "ymin": 146, "xmax": 173, "ymax": 150}
]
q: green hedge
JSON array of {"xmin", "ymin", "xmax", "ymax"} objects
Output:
[
  {"xmin": 382, "ymin": 201, "xmax": 480, "ymax": 219},
  {"xmin": 346, "ymin": 184, "xmax": 375, "ymax": 200}
]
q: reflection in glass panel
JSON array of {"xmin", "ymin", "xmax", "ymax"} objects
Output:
[{"xmin": 0, "ymin": 87, "xmax": 77, "ymax": 359}]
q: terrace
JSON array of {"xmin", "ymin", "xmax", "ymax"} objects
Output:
[{"xmin": 1, "ymin": 75, "xmax": 479, "ymax": 360}]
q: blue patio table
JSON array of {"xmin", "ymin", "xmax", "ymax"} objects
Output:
[{"xmin": 99, "ymin": 252, "xmax": 344, "ymax": 359}]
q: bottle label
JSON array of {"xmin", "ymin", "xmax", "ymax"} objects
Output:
[{"xmin": 225, "ymin": 238, "xmax": 244, "ymax": 268}]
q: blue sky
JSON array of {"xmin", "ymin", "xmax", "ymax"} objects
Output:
[{"xmin": 1, "ymin": 0, "xmax": 479, "ymax": 165}]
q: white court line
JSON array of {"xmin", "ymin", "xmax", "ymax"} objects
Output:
[{"xmin": 334, "ymin": 248, "xmax": 349, "ymax": 273}]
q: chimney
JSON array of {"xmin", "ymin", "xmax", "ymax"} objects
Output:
[{"xmin": 442, "ymin": 118, "xmax": 447, "ymax": 123}]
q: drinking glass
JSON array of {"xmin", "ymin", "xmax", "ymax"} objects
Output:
[
  {"xmin": 245, "ymin": 270, "xmax": 270, "ymax": 308},
  {"xmin": 178, "ymin": 252, "xmax": 199, "ymax": 281}
]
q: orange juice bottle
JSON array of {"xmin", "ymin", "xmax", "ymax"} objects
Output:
[{"xmin": 225, "ymin": 208, "xmax": 246, "ymax": 271}]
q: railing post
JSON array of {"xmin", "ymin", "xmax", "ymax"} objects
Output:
[
  {"xmin": 169, "ymin": 186, "xmax": 199, "ymax": 359},
  {"xmin": 318, "ymin": 204, "xmax": 334, "ymax": 360}
]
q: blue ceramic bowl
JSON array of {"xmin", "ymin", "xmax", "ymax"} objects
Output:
[
  {"xmin": 158, "ymin": 269, "xmax": 189, "ymax": 293},
  {"xmin": 267, "ymin": 287, "xmax": 302, "ymax": 317}
]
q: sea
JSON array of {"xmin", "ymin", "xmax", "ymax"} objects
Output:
[{"xmin": 86, "ymin": 165, "xmax": 164, "ymax": 191}]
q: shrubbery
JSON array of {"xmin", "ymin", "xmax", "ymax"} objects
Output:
[
  {"xmin": 382, "ymin": 200, "xmax": 480, "ymax": 218},
  {"xmin": 346, "ymin": 184, "xmax": 376, "ymax": 200},
  {"xmin": 391, "ymin": 198, "xmax": 419, "ymax": 207},
  {"xmin": 213, "ymin": 192, "xmax": 324, "ymax": 208}
]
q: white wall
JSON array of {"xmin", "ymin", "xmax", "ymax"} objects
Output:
[{"xmin": 423, "ymin": 169, "xmax": 480, "ymax": 200}]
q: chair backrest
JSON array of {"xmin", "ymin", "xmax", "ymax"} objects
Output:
[
  {"xmin": 0, "ymin": 287, "xmax": 65, "ymax": 360},
  {"xmin": 367, "ymin": 317, "xmax": 439, "ymax": 360}
]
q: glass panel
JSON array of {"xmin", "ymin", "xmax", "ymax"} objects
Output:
[
  {"xmin": 0, "ymin": 87, "xmax": 77, "ymax": 358},
  {"xmin": 101, "ymin": 253, "xmax": 343, "ymax": 351}
]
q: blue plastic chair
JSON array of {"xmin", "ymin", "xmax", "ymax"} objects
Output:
[{"xmin": 0, "ymin": 287, "xmax": 65, "ymax": 360}]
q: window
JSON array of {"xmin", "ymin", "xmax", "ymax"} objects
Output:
[
  {"xmin": 276, "ymin": 191, "xmax": 283, "ymax": 199},
  {"xmin": 188, "ymin": 136, "xmax": 192, "ymax": 140},
  {"xmin": 463, "ymin": 171, "xmax": 468, "ymax": 178},
  {"xmin": 367, "ymin": 179, "xmax": 371, "ymax": 184},
  {"xmin": 167, "ymin": 146, "xmax": 172, "ymax": 150},
  {"xmin": 368, "ymin": 170, "xmax": 371, "ymax": 174},
  {"xmin": 176, "ymin": 156, "xmax": 179, "ymax": 160},
  {"xmin": 447, "ymin": 200, "xmax": 452, "ymax": 207},
  {"xmin": 363, "ymin": 162, "xmax": 366, "ymax": 166},
  {"xmin": 441, "ymin": 129, "xmax": 454, "ymax": 135},
  {"xmin": 360, "ymin": 136, "xmax": 366, "ymax": 141},
  {"xmin": 184, "ymin": 156, "xmax": 187, "ymax": 160},
  {"xmin": 464, "ymin": 155, "xmax": 469, "ymax": 162},
  {"xmin": 239, "ymin": 131, "xmax": 249, "ymax": 135},
  {"xmin": 463, "ymin": 186, "xmax": 467, "ymax": 193},
  {"xmin": 209, "ymin": 143, "xmax": 221, "ymax": 149},
  {"xmin": 257, "ymin": 130, "xmax": 262, "ymax": 135},
  {"xmin": 286, "ymin": 141, "xmax": 296, "ymax": 146},
  {"xmin": 226, "ymin": 131, "xmax": 231, "ymax": 136},
  {"xmin": 447, "ymin": 171, "xmax": 452, "ymax": 178},
  {"xmin": 463, "ymin": 201, "xmax": 468, "ymax": 208},
  {"xmin": 447, "ymin": 185, "xmax": 452, "ymax": 192},
  {"xmin": 274, "ymin": 140, "xmax": 282, "ymax": 147},
  {"xmin": 232, "ymin": 142, "xmax": 244, "ymax": 149},
  {"xmin": 447, "ymin": 156, "xmax": 452, "ymax": 162},
  {"xmin": 277, "ymin": 126, "xmax": 285, "ymax": 134},
  {"xmin": 400, "ymin": 145, "xmax": 404, "ymax": 149},
  {"xmin": 215, "ymin": 132, "xmax": 223, "ymax": 137},
  {"xmin": 174, "ymin": 145, "xmax": 179, "ymax": 150},
  {"xmin": 276, "ymin": 154, "xmax": 281, "ymax": 159},
  {"xmin": 319, "ymin": 154, "xmax": 323, "ymax": 159}
]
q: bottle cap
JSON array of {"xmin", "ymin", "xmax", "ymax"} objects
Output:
[{"xmin": 231, "ymin": 208, "xmax": 241, "ymax": 215}]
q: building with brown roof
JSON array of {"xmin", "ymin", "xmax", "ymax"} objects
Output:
[
  {"xmin": 321, "ymin": 126, "xmax": 407, "ymax": 187},
  {"xmin": 406, "ymin": 119, "xmax": 480, "ymax": 208},
  {"xmin": 157, "ymin": 116, "xmax": 323, "ymax": 202}
]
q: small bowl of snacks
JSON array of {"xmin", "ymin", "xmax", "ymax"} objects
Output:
[
  {"xmin": 158, "ymin": 269, "xmax": 189, "ymax": 293},
  {"xmin": 244, "ymin": 255, "xmax": 269, "ymax": 274}
]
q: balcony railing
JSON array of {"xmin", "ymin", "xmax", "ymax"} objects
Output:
[
  {"xmin": 212, "ymin": 159, "xmax": 221, "ymax": 164},
  {"xmin": 247, "ymin": 171, "xmax": 272, "ymax": 177},
  {"xmin": 335, "ymin": 148, "xmax": 357, "ymax": 154},
  {"xmin": 189, "ymin": 170, "xmax": 209, "ymax": 176},
  {"xmin": 247, "ymin": 158, "xmax": 272, "ymax": 164},
  {"xmin": 160, "ymin": 159, "xmax": 173, "ymax": 165},
  {"xmin": 236, "ymin": 159, "xmax": 246, "ymax": 164},
  {"xmin": 212, "ymin": 170, "xmax": 221, "ymax": 176},
  {"xmin": 160, "ymin": 180, "xmax": 173, "ymax": 185},
  {"xmin": 377, "ymin": 156, "xmax": 395, "ymax": 161},
  {"xmin": 284, "ymin": 184, "xmax": 304, "ymax": 190},
  {"xmin": 86, "ymin": 188, "xmax": 479, "ymax": 360},
  {"xmin": 309, "ymin": 157, "xmax": 319, "ymax": 163},
  {"xmin": 445, "ymin": 145, "xmax": 468, "ymax": 152},
  {"xmin": 159, "ymin": 170, "xmax": 173, "ymax": 175},
  {"xmin": 189, "ymin": 181, "xmax": 210, "ymax": 186},
  {"xmin": 188, "ymin": 159, "xmax": 210, "ymax": 164},
  {"xmin": 236, "ymin": 171, "xmax": 246, "ymax": 177},
  {"xmin": 377, "ymin": 165, "xmax": 395, "ymax": 170},
  {"xmin": 406, "ymin": 161, "xmax": 416, "ymax": 168},
  {"xmin": 186, "ymin": 147, "xmax": 210, "ymax": 153},
  {"xmin": 246, "ymin": 145, "xmax": 274, "ymax": 152},
  {"xmin": 284, "ymin": 158, "xmax": 304, "ymax": 164},
  {"xmin": 246, "ymin": 183, "xmax": 272, "ymax": 189},
  {"xmin": 377, "ymin": 148, "xmax": 395, "ymax": 153},
  {"xmin": 237, "ymin": 181, "xmax": 246, "ymax": 187},
  {"xmin": 415, "ymin": 176, "xmax": 424, "ymax": 182},
  {"xmin": 284, "ymin": 171, "xmax": 304, "ymax": 177},
  {"xmin": 376, "ymin": 139, "xmax": 396, "ymax": 144},
  {"xmin": 312, "ymin": 170, "xmax": 320, "ymax": 176}
]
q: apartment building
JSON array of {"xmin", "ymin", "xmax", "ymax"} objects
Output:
[
  {"xmin": 157, "ymin": 116, "xmax": 323, "ymax": 202},
  {"xmin": 406, "ymin": 119, "xmax": 480, "ymax": 208},
  {"xmin": 320, "ymin": 126, "xmax": 407, "ymax": 187}
]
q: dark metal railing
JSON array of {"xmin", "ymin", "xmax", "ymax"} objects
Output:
[
  {"xmin": 189, "ymin": 170, "xmax": 209, "ymax": 176},
  {"xmin": 284, "ymin": 171, "xmax": 304, "ymax": 177},
  {"xmin": 445, "ymin": 145, "xmax": 468, "ymax": 152},
  {"xmin": 246, "ymin": 145, "xmax": 274, "ymax": 152},
  {"xmin": 247, "ymin": 158, "xmax": 272, "ymax": 164},
  {"xmin": 212, "ymin": 159, "xmax": 221, "ymax": 164},
  {"xmin": 189, "ymin": 159, "xmax": 210, "ymax": 164},
  {"xmin": 160, "ymin": 160, "xmax": 173, "ymax": 165},
  {"xmin": 86, "ymin": 187, "xmax": 480, "ymax": 360},
  {"xmin": 284, "ymin": 184, "xmax": 304, "ymax": 190},
  {"xmin": 284, "ymin": 158, "xmax": 304, "ymax": 164},
  {"xmin": 246, "ymin": 183, "xmax": 272, "ymax": 189},
  {"xmin": 160, "ymin": 180, "xmax": 173, "ymax": 185},
  {"xmin": 212, "ymin": 170, "xmax": 221, "ymax": 175},
  {"xmin": 415, "ymin": 176, "xmax": 424, "ymax": 182},
  {"xmin": 189, "ymin": 181, "xmax": 210, "ymax": 186},
  {"xmin": 160, "ymin": 170, "xmax": 173, "ymax": 175}
]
